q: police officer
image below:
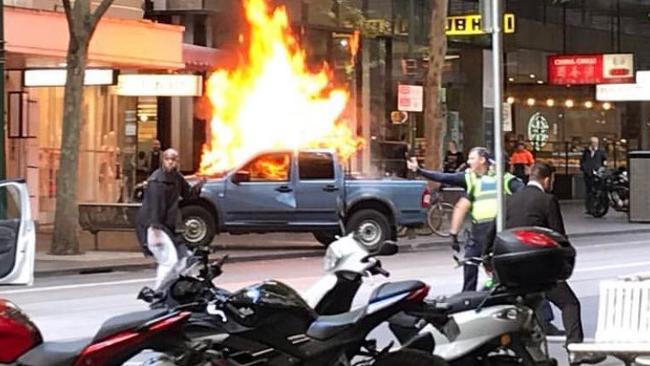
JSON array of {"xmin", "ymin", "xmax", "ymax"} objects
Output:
[{"xmin": 408, "ymin": 147, "xmax": 523, "ymax": 291}]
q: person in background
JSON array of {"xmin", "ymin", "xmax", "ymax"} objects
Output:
[
  {"xmin": 580, "ymin": 136, "xmax": 607, "ymax": 213},
  {"xmin": 444, "ymin": 141, "xmax": 465, "ymax": 173},
  {"xmin": 408, "ymin": 147, "xmax": 523, "ymax": 292},
  {"xmin": 510, "ymin": 142, "xmax": 535, "ymax": 183},
  {"xmin": 135, "ymin": 148, "xmax": 204, "ymax": 289},
  {"xmin": 148, "ymin": 139, "xmax": 163, "ymax": 175}
]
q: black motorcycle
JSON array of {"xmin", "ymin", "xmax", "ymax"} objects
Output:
[
  {"xmin": 587, "ymin": 167, "xmax": 629, "ymax": 218},
  {"xmin": 138, "ymin": 245, "xmax": 445, "ymax": 366}
]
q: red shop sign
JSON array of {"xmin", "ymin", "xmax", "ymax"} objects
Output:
[{"xmin": 547, "ymin": 53, "xmax": 635, "ymax": 85}]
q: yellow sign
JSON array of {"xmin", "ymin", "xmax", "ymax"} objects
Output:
[{"xmin": 446, "ymin": 13, "xmax": 516, "ymax": 36}]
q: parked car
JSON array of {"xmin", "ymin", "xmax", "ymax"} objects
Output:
[
  {"xmin": 178, "ymin": 149, "xmax": 429, "ymax": 249},
  {"xmin": 0, "ymin": 179, "xmax": 36, "ymax": 286}
]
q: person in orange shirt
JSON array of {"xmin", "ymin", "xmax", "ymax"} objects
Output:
[{"xmin": 510, "ymin": 142, "xmax": 535, "ymax": 182}]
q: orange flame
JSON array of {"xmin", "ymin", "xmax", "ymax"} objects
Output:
[
  {"xmin": 247, "ymin": 154, "xmax": 290, "ymax": 181},
  {"xmin": 349, "ymin": 31, "xmax": 360, "ymax": 65},
  {"xmin": 199, "ymin": 0, "xmax": 363, "ymax": 175}
]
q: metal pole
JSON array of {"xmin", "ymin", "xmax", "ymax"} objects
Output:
[
  {"xmin": 0, "ymin": 0, "xmax": 6, "ymax": 181},
  {"xmin": 492, "ymin": 0, "xmax": 505, "ymax": 232},
  {"xmin": 408, "ymin": 0, "xmax": 416, "ymax": 155}
]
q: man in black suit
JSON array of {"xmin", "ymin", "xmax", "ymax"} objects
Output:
[
  {"xmin": 489, "ymin": 163, "xmax": 605, "ymax": 365},
  {"xmin": 580, "ymin": 136, "xmax": 607, "ymax": 212}
]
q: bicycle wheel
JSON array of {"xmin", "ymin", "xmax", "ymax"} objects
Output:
[{"xmin": 429, "ymin": 202, "xmax": 454, "ymax": 237}]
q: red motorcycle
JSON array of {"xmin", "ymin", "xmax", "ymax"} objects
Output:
[{"xmin": 0, "ymin": 300, "xmax": 191, "ymax": 366}]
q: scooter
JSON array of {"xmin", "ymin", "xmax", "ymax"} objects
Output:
[
  {"xmin": 0, "ymin": 299, "xmax": 204, "ymax": 366},
  {"xmin": 302, "ymin": 234, "xmax": 555, "ymax": 366}
]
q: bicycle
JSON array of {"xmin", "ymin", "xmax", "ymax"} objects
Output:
[{"xmin": 398, "ymin": 188, "xmax": 455, "ymax": 238}]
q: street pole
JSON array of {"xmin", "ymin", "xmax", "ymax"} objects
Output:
[
  {"xmin": 0, "ymin": 0, "xmax": 6, "ymax": 181},
  {"xmin": 491, "ymin": 0, "xmax": 505, "ymax": 232},
  {"xmin": 407, "ymin": 0, "xmax": 416, "ymax": 155}
]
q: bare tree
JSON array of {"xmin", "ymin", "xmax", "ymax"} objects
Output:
[
  {"xmin": 423, "ymin": 0, "xmax": 449, "ymax": 170},
  {"xmin": 51, "ymin": 0, "xmax": 114, "ymax": 255}
]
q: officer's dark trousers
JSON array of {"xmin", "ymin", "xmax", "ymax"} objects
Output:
[
  {"xmin": 463, "ymin": 221, "xmax": 492, "ymax": 292},
  {"xmin": 546, "ymin": 281, "xmax": 584, "ymax": 344}
]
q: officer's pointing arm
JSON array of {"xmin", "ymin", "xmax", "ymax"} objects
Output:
[{"xmin": 418, "ymin": 169, "xmax": 468, "ymax": 189}]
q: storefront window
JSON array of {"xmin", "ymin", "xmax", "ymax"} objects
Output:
[{"xmin": 33, "ymin": 86, "xmax": 125, "ymax": 222}]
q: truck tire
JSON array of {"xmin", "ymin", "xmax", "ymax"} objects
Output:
[
  {"xmin": 346, "ymin": 209, "xmax": 391, "ymax": 251},
  {"xmin": 313, "ymin": 231, "xmax": 339, "ymax": 246},
  {"xmin": 181, "ymin": 205, "xmax": 216, "ymax": 247}
]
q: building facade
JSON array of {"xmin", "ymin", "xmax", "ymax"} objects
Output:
[{"xmin": 2, "ymin": 0, "xmax": 198, "ymax": 222}]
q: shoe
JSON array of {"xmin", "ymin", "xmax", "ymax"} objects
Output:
[
  {"xmin": 569, "ymin": 352, "xmax": 606, "ymax": 365},
  {"xmin": 544, "ymin": 323, "xmax": 567, "ymax": 337}
]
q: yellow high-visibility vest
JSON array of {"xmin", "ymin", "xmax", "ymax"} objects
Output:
[{"xmin": 465, "ymin": 171, "xmax": 515, "ymax": 223}]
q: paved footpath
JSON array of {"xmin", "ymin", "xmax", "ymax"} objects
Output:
[{"xmin": 33, "ymin": 201, "xmax": 649, "ymax": 277}]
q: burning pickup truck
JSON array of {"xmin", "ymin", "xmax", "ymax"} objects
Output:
[{"xmin": 180, "ymin": 149, "xmax": 429, "ymax": 249}]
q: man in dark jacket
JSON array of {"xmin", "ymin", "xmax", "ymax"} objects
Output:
[
  {"xmin": 580, "ymin": 137, "xmax": 607, "ymax": 212},
  {"xmin": 136, "ymin": 148, "xmax": 203, "ymax": 288},
  {"xmin": 487, "ymin": 163, "xmax": 604, "ymax": 365}
]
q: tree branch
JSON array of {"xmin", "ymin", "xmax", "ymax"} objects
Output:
[
  {"xmin": 89, "ymin": 0, "xmax": 115, "ymax": 33},
  {"xmin": 62, "ymin": 0, "xmax": 76, "ymax": 38}
]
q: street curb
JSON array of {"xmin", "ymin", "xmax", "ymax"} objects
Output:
[{"xmin": 34, "ymin": 228, "xmax": 650, "ymax": 278}]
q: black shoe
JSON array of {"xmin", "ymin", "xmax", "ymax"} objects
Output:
[
  {"xmin": 544, "ymin": 323, "xmax": 567, "ymax": 337},
  {"xmin": 569, "ymin": 352, "xmax": 606, "ymax": 365}
]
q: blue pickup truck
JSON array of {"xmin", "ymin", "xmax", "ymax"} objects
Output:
[{"xmin": 180, "ymin": 150, "xmax": 429, "ymax": 249}]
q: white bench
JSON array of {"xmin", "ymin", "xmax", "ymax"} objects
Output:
[{"xmin": 568, "ymin": 273, "xmax": 650, "ymax": 365}]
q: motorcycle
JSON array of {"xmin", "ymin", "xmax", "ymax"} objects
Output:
[
  {"xmin": 0, "ymin": 300, "xmax": 205, "ymax": 366},
  {"xmin": 303, "ymin": 233, "xmax": 557, "ymax": 366},
  {"xmin": 137, "ymin": 243, "xmax": 445, "ymax": 366},
  {"xmin": 587, "ymin": 167, "xmax": 629, "ymax": 218}
]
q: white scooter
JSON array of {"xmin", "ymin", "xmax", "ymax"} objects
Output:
[{"xmin": 303, "ymin": 234, "xmax": 556, "ymax": 366}]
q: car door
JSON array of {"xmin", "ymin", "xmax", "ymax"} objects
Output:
[
  {"xmin": 293, "ymin": 151, "xmax": 341, "ymax": 226},
  {"xmin": 223, "ymin": 152, "xmax": 296, "ymax": 227},
  {"xmin": 0, "ymin": 180, "xmax": 35, "ymax": 286}
]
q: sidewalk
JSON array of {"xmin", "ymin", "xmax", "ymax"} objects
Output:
[{"xmin": 34, "ymin": 201, "xmax": 649, "ymax": 277}]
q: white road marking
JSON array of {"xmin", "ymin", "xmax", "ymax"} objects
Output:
[
  {"xmin": 4, "ymin": 260, "xmax": 650, "ymax": 296},
  {"xmin": 574, "ymin": 261, "xmax": 650, "ymax": 274},
  {"xmin": 2, "ymin": 238, "xmax": 649, "ymax": 296}
]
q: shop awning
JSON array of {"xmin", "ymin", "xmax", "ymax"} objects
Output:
[
  {"xmin": 4, "ymin": 6, "xmax": 185, "ymax": 70},
  {"xmin": 182, "ymin": 44, "xmax": 232, "ymax": 72}
]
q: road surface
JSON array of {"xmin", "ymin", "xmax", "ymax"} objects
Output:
[{"xmin": 3, "ymin": 232, "xmax": 648, "ymax": 365}]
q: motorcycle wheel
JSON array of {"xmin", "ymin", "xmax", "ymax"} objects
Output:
[
  {"xmin": 374, "ymin": 350, "xmax": 448, "ymax": 366},
  {"xmin": 587, "ymin": 193, "xmax": 609, "ymax": 218}
]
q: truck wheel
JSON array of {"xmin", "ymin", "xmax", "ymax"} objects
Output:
[
  {"xmin": 181, "ymin": 205, "xmax": 216, "ymax": 247},
  {"xmin": 346, "ymin": 209, "xmax": 391, "ymax": 251},
  {"xmin": 313, "ymin": 231, "xmax": 339, "ymax": 246}
]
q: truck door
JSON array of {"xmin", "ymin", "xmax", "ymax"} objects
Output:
[
  {"xmin": 223, "ymin": 152, "xmax": 296, "ymax": 227},
  {"xmin": 294, "ymin": 151, "xmax": 341, "ymax": 226}
]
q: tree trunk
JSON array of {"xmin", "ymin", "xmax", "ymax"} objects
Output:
[
  {"xmin": 423, "ymin": 0, "xmax": 449, "ymax": 171},
  {"xmin": 50, "ymin": 37, "xmax": 89, "ymax": 255}
]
